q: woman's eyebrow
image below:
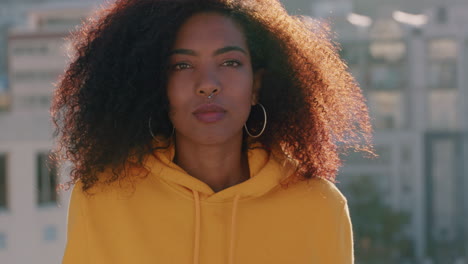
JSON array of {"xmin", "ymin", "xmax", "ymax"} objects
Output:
[
  {"xmin": 169, "ymin": 46, "xmax": 247, "ymax": 56},
  {"xmin": 214, "ymin": 46, "xmax": 247, "ymax": 56}
]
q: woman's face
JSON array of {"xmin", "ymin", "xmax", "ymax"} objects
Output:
[{"xmin": 167, "ymin": 12, "xmax": 262, "ymax": 146}]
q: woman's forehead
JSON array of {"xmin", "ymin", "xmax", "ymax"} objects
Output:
[{"xmin": 171, "ymin": 12, "xmax": 249, "ymax": 52}]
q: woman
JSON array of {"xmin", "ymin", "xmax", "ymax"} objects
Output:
[{"xmin": 53, "ymin": 0, "xmax": 373, "ymax": 263}]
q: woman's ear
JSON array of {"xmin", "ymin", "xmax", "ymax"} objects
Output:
[{"xmin": 251, "ymin": 69, "xmax": 265, "ymax": 105}]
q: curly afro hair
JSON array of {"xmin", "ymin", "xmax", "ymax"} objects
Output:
[{"xmin": 51, "ymin": 0, "xmax": 374, "ymax": 191}]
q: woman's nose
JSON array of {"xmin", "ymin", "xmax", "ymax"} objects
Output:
[{"xmin": 195, "ymin": 68, "xmax": 221, "ymax": 98}]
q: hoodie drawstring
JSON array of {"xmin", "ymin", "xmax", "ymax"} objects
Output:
[
  {"xmin": 192, "ymin": 190, "xmax": 200, "ymax": 264},
  {"xmin": 191, "ymin": 191, "xmax": 241, "ymax": 264},
  {"xmin": 229, "ymin": 194, "xmax": 241, "ymax": 264}
]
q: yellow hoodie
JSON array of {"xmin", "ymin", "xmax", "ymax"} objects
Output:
[{"xmin": 62, "ymin": 146, "xmax": 354, "ymax": 264}]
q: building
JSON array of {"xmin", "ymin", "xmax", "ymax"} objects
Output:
[
  {"xmin": 307, "ymin": 0, "xmax": 468, "ymax": 263},
  {"xmin": 0, "ymin": 2, "xmax": 98, "ymax": 263},
  {"xmin": 0, "ymin": 0, "xmax": 84, "ymax": 111}
]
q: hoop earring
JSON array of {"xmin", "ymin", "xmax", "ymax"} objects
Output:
[
  {"xmin": 148, "ymin": 117, "xmax": 174, "ymax": 140},
  {"xmin": 244, "ymin": 103, "xmax": 267, "ymax": 138}
]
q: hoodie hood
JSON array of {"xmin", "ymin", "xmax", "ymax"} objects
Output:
[
  {"xmin": 142, "ymin": 143, "xmax": 295, "ymax": 264},
  {"xmin": 144, "ymin": 143, "xmax": 294, "ymax": 202}
]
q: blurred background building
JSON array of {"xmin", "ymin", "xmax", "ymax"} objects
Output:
[
  {"xmin": 285, "ymin": 0, "xmax": 468, "ymax": 263},
  {"xmin": 0, "ymin": 1, "xmax": 99, "ymax": 263},
  {"xmin": 0, "ymin": 0, "xmax": 466, "ymax": 263}
]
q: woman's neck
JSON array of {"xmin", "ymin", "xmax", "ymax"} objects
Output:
[{"xmin": 173, "ymin": 136, "xmax": 250, "ymax": 193}]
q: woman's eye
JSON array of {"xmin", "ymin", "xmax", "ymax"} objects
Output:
[
  {"xmin": 172, "ymin": 63, "xmax": 192, "ymax": 71},
  {"xmin": 222, "ymin": 60, "xmax": 241, "ymax": 67}
]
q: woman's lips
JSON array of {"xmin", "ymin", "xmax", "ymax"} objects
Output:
[{"xmin": 193, "ymin": 104, "xmax": 226, "ymax": 123}]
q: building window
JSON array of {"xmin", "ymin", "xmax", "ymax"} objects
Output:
[
  {"xmin": 36, "ymin": 152, "xmax": 58, "ymax": 205},
  {"xmin": 38, "ymin": 17, "xmax": 84, "ymax": 31},
  {"xmin": 427, "ymin": 38, "xmax": 457, "ymax": 89},
  {"xmin": 12, "ymin": 45, "xmax": 48, "ymax": 56},
  {"xmin": 431, "ymin": 139, "xmax": 457, "ymax": 241},
  {"xmin": 0, "ymin": 232, "xmax": 6, "ymax": 250},
  {"xmin": 339, "ymin": 41, "xmax": 367, "ymax": 89},
  {"xmin": 368, "ymin": 91, "xmax": 404, "ymax": 130},
  {"xmin": 428, "ymin": 90, "xmax": 459, "ymax": 130},
  {"xmin": 426, "ymin": 38, "xmax": 459, "ymax": 131},
  {"xmin": 0, "ymin": 75, "xmax": 9, "ymax": 112},
  {"xmin": 12, "ymin": 71, "xmax": 60, "ymax": 83},
  {"xmin": 368, "ymin": 40, "xmax": 407, "ymax": 90},
  {"xmin": 0, "ymin": 94, "xmax": 10, "ymax": 112},
  {"xmin": 436, "ymin": 6, "xmax": 448, "ymax": 24},
  {"xmin": 427, "ymin": 62, "xmax": 457, "ymax": 89},
  {"xmin": 425, "ymin": 134, "xmax": 465, "ymax": 259},
  {"xmin": 43, "ymin": 225, "xmax": 58, "ymax": 242},
  {"xmin": 0, "ymin": 154, "xmax": 7, "ymax": 209},
  {"xmin": 17, "ymin": 95, "xmax": 52, "ymax": 110}
]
